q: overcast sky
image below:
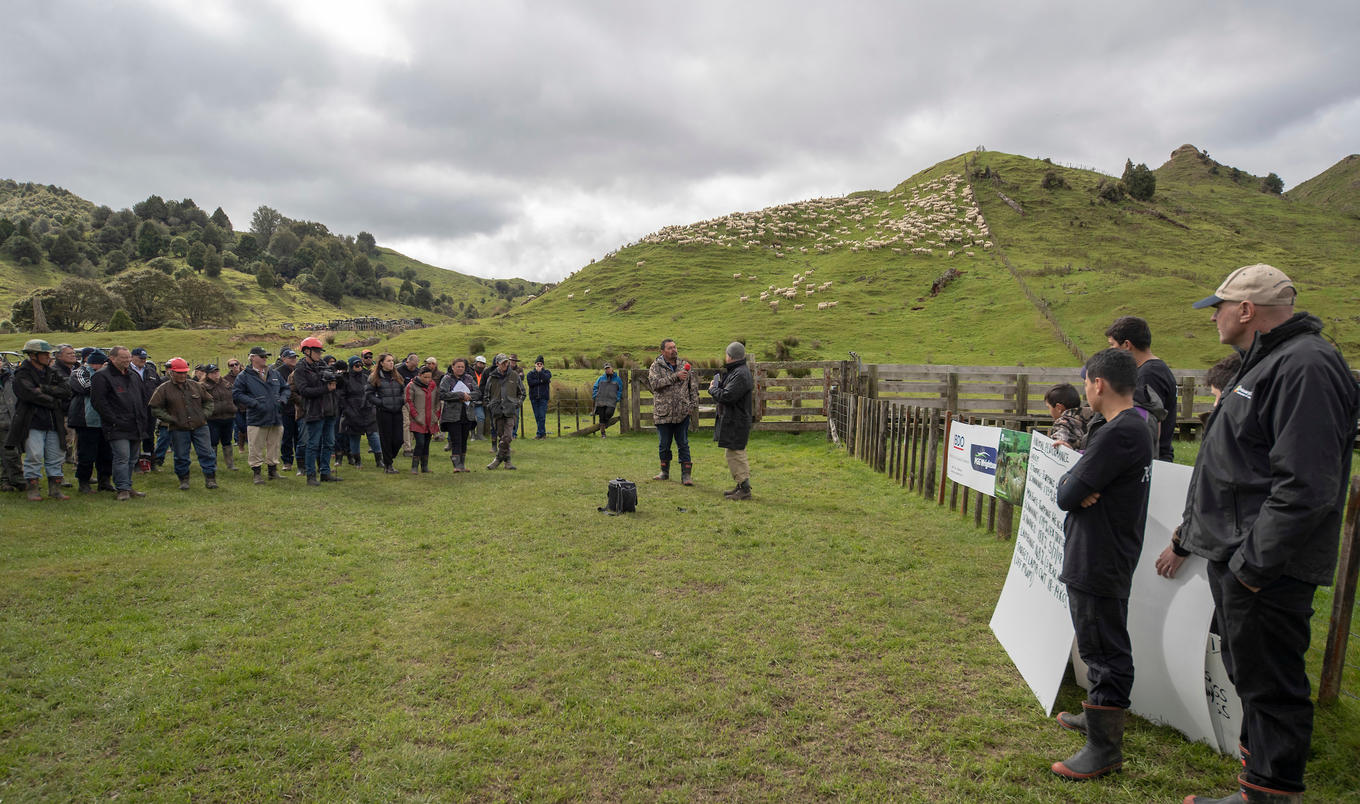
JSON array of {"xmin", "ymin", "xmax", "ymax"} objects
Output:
[{"xmin": 4, "ymin": 1, "xmax": 1357, "ymax": 282}]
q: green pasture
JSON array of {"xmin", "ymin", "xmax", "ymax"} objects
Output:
[{"xmin": 3, "ymin": 433, "xmax": 1356, "ymax": 802}]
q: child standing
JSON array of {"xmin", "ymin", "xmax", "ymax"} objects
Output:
[{"xmin": 1050, "ymin": 349, "xmax": 1153, "ymax": 781}]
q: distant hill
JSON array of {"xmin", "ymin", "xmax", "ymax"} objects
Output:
[
  {"xmin": 1287, "ymin": 154, "xmax": 1360, "ymax": 217},
  {"xmin": 0, "ymin": 180, "xmax": 545, "ymax": 332}
]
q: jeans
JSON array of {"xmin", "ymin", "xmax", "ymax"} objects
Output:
[
  {"xmin": 347, "ymin": 432, "xmax": 381, "ymax": 457},
  {"xmin": 169, "ymin": 427, "xmax": 217, "ymax": 478},
  {"xmin": 154, "ymin": 424, "xmax": 171, "ymax": 464},
  {"xmin": 75, "ymin": 426, "xmax": 113, "ymax": 484},
  {"xmin": 109, "ymin": 438, "xmax": 139, "ymax": 490},
  {"xmin": 281, "ymin": 411, "xmax": 298, "ymax": 464},
  {"xmin": 302, "ymin": 416, "xmax": 336, "ymax": 477},
  {"xmin": 474, "ymin": 405, "xmax": 486, "ymax": 436},
  {"xmin": 23, "ymin": 429, "xmax": 66, "ymax": 480},
  {"xmin": 1208, "ymin": 561, "xmax": 1317, "ymax": 793},
  {"xmin": 656, "ymin": 420, "xmax": 691, "ymax": 464},
  {"xmin": 531, "ymin": 398, "xmax": 549, "ymax": 437},
  {"xmin": 412, "ymin": 431, "xmax": 431, "ymax": 459}
]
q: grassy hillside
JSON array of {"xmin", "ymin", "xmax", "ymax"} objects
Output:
[
  {"xmin": 1288, "ymin": 153, "xmax": 1360, "ymax": 218},
  {"xmin": 6, "ymin": 146, "xmax": 1358, "ymax": 373}
]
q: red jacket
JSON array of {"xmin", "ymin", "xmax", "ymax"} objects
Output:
[{"xmin": 405, "ymin": 377, "xmax": 440, "ymax": 434}]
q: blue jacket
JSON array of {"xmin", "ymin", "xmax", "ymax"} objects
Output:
[
  {"xmin": 527, "ymin": 367, "xmax": 552, "ymax": 402},
  {"xmin": 592, "ymin": 372, "xmax": 622, "ymax": 406},
  {"xmin": 232, "ymin": 366, "xmax": 291, "ymax": 427}
]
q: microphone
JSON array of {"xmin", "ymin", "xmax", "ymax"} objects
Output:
[{"xmin": 683, "ymin": 362, "xmax": 691, "ymax": 372}]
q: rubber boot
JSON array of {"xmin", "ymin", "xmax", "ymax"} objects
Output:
[
  {"xmin": 653, "ymin": 461, "xmax": 669, "ymax": 481},
  {"xmin": 97, "ymin": 476, "xmax": 116, "ymax": 493},
  {"xmin": 268, "ymin": 464, "xmax": 280, "ymax": 480},
  {"xmin": 1184, "ymin": 775, "xmax": 1303, "ymax": 803},
  {"xmin": 411, "ymin": 457, "xmax": 420, "ymax": 474},
  {"xmin": 205, "ymin": 473, "xmax": 218, "ymax": 489},
  {"xmin": 321, "ymin": 472, "xmax": 342, "ymax": 482},
  {"xmin": 223, "ymin": 450, "xmax": 235, "ymax": 471},
  {"xmin": 254, "ymin": 466, "xmax": 265, "ymax": 485},
  {"xmin": 1056, "ymin": 708, "xmax": 1087, "ymax": 734},
  {"xmin": 307, "ymin": 474, "xmax": 320, "ymax": 487},
  {"xmin": 384, "ymin": 461, "xmax": 399, "ymax": 474},
  {"xmin": 420, "ymin": 455, "xmax": 431, "ymax": 473},
  {"xmin": 178, "ymin": 475, "xmax": 191, "ymax": 491},
  {"xmin": 486, "ymin": 456, "xmax": 502, "ymax": 470},
  {"xmin": 354, "ymin": 454, "xmax": 362, "ymax": 469},
  {"xmin": 78, "ymin": 480, "xmax": 94, "ymax": 494},
  {"xmin": 1051, "ymin": 702, "xmax": 1124, "ymax": 780},
  {"xmin": 727, "ymin": 479, "xmax": 752, "ymax": 500},
  {"xmin": 452, "ymin": 454, "xmax": 464, "ymax": 473},
  {"xmin": 48, "ymin": 478, "xmax": 71, "ymax": 501},
  {"xmin": 681, "ymin": 462, "xmax": 693, "ymax": 486},
  {"xmin": 503, "ymin": 457, "xmax": 517, "ymax": 470},
  {"xmin": 26, "ymin": 478, "xmax": 42, "ymax": 501}
]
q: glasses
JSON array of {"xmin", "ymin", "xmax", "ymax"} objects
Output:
[{"xmin": 228, "ymin": 362, "xmax": 240, "ymax": 368}]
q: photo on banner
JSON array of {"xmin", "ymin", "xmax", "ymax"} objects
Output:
[{"xmin": 994, "ymin": 428, "xmax": 1032, "ymax": 506}]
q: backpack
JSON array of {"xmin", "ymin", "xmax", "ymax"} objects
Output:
[{"xmin": 607, "ymin": 478, "xmax": 637, "ymax": 513}]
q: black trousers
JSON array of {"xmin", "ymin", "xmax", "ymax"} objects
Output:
[
  {"xmin": 443, "ymin": 420, "xmax": 473, "ymax": 456},
  {"xmin": 1208, "ymin": 561, "xmax": 1316, "ymax": 793},
  {"xmin": 376, "ymin": 409, "xmax": 403, "ymax": 468},
  {"xmin": 1066, "ymin": 587, "xmax": 1133, "ymax": 709},
  {"xmin": 281, "ymin": 411, "xmax": 298, "ymax": 464},
  {"xmin": 74, "ymin": 426, "xmax": 112, "ymax": 484}
]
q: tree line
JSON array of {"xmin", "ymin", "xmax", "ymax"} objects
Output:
[{"xmin": 0, "ymin": 187, "xmax": 498, "ymax": 331}]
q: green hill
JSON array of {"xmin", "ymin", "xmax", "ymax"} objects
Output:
[
  {"xmin": 1288, "ymin": 153, "xmax": 1360, "ymax": 217},
  {"xmin": 5, "ymin": 146, "xmax": 1358, "ymax": 374}
]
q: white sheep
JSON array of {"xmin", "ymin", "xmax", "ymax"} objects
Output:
[
  {"xmin": 817, "ymin": 302, "xmax": 829, "ymax": 311},
  {"xmin": 733, "ymin": 272, "xmax": 742, "ymax": 279},
  {"xmin": 769, "ymin": 300, "xmax": 779, "ymax": 311},
  {"xmin": 794, "ymin": 304, "xmax": 805, "ymax": 311},
  {"xmin": 739, "ymin": 295, "xmax": 749, "ymax": 303},
  {"xmin": 567, "ymin": 293, "xmax": 575, "ymax": 299}
]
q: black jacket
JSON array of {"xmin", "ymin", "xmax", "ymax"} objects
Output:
[
  {"xmin": 368, "ymin": 369, "xmax": 406, "ymax": 414},
  {"xmin": 1179, "ymin": 313, "xmax": 1359, "ymax": 587},
  {"xmin": 526, "ymin": 367, "xmax": 552, "ymax": 402},
  {"xmin": 709, "ymin": 358, "xmax": 754, "ymax": 450},
  {"xmin": 293, "ymin": 358, "xmax": 339, "ymax": 422},
  {"xmin": 91, "ymin": 364, "xmax": 149, "ymax": 442},
  {"xmin": 5, "ymin": 359, "xmax": 72, "ymax": 447},
  {"xmin": 337, "ymin": 370, "xmax": 377, "ymax": 433}
]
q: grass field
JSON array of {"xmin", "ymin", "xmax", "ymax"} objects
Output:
[{"xmin": 3, "ymin": 432, "xmax": 1356, "ymax": 802}]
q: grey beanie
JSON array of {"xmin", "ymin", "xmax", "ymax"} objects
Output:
[{"xmin": 726, "ymin": 341, "xmax": 746, "ymax": 360}]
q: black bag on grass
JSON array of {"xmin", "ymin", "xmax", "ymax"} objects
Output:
[{"xmin": 607, "ymin": 478, "xmax": 637, "ymax": 513}]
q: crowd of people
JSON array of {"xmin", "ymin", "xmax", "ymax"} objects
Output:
[
  {"xmin": 1041, "ymin": 264, "xmax": 1358, "ymax": 804},
  {"xmin": 0, "ymin": 336, "xmax": 758, "ymax": 501}
]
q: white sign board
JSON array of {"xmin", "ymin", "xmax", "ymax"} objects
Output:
[
  {"xmin": 1125, "ymin": 460, "xmax": 1221, "ymax": 750},
  {"xmin": 945, "ymin": 421, "xmax": 1002, "ymax": 497},
  {"xmin": 989, "ymin": 431, "xmax": 1076, "ymax": 715},
  {"xmin": 992, "ymin": 444, "xmax": 1241, "ymax": 754}
]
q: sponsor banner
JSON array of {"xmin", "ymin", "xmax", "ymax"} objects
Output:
[
  {"xmin": 944, "ymin": 421, "xmax": 1001, "ymax": 496},
  {"xmin": 994, "ymin": 428, "xmax": 1032, "ymax": 506}
]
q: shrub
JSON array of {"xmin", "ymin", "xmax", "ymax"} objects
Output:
[
  {"xmin": 1121, "ymin": 160, "xmax": 1156, "ymax": 201},
  {"xmin": 1261, "ymin": 172, "xmax": 1284, "ymax": 194},
  {"xmin": 108, "ymin": 309, "xmax": 136, "ymax": 331},
  {"xmin": 1041, "ymin": 171, "xmax": 1069, "ymax": 190},
  {"xmin": 468, "ymin": 339, "xmax": 486, "ymax": 355},
  {"xmin": 1095, "ymin": 179, "xmax": 1126, "ymax": 203},
  {"xmin": 0, "ymin": 319, "xmax": 12, "ymax": 334},
  {"xmin": 324, "ymin": 332, "xmax": 336, "ymax": 345}
]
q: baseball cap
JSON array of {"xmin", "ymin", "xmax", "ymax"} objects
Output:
[
  {"xmin": 361, "ymin": 349, "xmax": 373, "ymax": 357},
  {"xmin": 1192, "ymin": 264, "xmax": 1297, "ymax": 309},
  {"xmin": 87, "ymin": 350, "xmax": 108, "ymax": 365},
  {"xmin": 248, "ymin": 346, "xmax": 270, "ymax": 358},
  {"xmin": 131, "ymin": 347, "xmax": 149, "ymax": 358},
  {"xmin": 280, "ymin": 348, "xmax": 298, "ymax": 358},
  {"xmin": 475, "ymin": 355, "xmax": 486, "ymax": 364},
  {"xmin": 603, "ymin": 362, "xmax": 612, "ymax": 370},
  {"xmin": 203, "ymin": 363, "xmax": 219, "ymax": 373},
  {"xmin": 493, "ymin": 353, "xmax": 508, "ymax": 365}
]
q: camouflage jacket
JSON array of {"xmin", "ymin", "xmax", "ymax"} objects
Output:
[{"xmin": 648, "ymin": 354, "xmax": 698, "ymax": 425}]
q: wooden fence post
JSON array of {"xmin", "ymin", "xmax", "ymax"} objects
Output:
[
  {"xmin": 937, "ymin": 413, "xmax": 953, "ymax": 505},
  {"xmin": 1180, "ymin": 376, "xmax": 1198, "ymax": 441},
  {"xmin": 867, "ymin": 364, "xmax": 879, "ymax": 400},
  {"xmin": 630, "ymin": 374, "xmax": 643, "ymax": 432},
  {"xmin": 945, "ymin": 372, "xmax": 959, "ymax": 414},
  {"xmin": 923, "ymin": 409, "xmax": 940, "ymax": 500},
  {"xmin": 618, "ymin": 369, "xmax": 631, "ymax": 433},
  {"xmin": 1015, "ymin": 374, "xmax": 1029, "ymax": 418},
  {"xmin": 1319, "ymin": 476, "xmax": 1360, "ymax": 705}
]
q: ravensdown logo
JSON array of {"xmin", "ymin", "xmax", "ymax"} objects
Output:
[{"xmin": 971, "ymin": 446, "xmax": 997, "ymax": 475}]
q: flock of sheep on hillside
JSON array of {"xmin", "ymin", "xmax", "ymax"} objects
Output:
[{"xmin": 558, "ymin": 173, "xmax": 993, "ymax": 313}]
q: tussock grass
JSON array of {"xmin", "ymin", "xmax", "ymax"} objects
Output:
[{"xmin": 3, "ymin": 433, "xmax": 1355, "ymax": 801}]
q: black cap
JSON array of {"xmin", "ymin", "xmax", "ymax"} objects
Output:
[
  {"xmin": 248, "ymin": 346, "xmax": 270, "ymax": 358},
  {"xmin": 131, "ymin": 347, "xmax": 149, "ymax": 358}
]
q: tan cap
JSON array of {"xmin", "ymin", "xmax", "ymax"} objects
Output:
[{"xmin": 1192, "ymin": 264, "xmax": 1296, "ymax": 309}]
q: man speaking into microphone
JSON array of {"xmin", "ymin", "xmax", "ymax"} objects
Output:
[{"xmin": 647, "ymin": 338, "xmax": 700, "ymax": 486}]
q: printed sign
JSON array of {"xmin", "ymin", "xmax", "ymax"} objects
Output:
[
  {"xmin": 989, "ymin": 431, "xmax": 1076, "ymax": 714},
  {"xmin": 944, "ymin": 421, "xmax": 1002, "ymax": 496}
]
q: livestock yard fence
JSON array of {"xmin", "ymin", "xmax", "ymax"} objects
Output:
[{"xmin": 828, "ymin": 361, "xmax": 1360, "ymax": 708}]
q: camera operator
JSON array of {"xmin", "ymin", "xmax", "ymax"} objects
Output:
[{"xmin": 294, "ymin": 337, "xmax": 341, "ymax": 486}]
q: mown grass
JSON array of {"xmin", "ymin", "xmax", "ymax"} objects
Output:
[{"xmin": 3, "ymin": 432, "xmax": 1356, "ymax": 802}]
